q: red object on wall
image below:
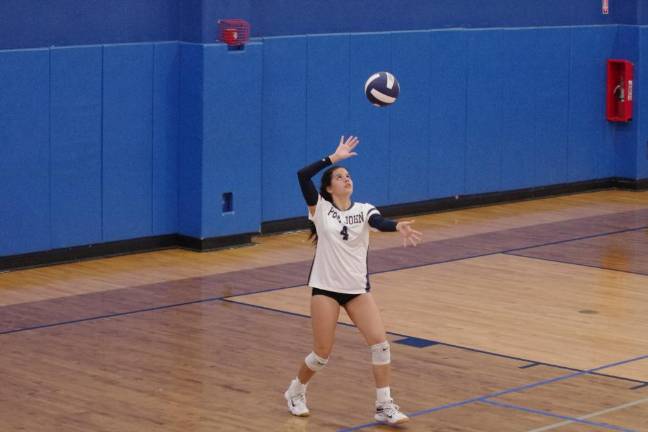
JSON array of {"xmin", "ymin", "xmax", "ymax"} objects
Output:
[
  {"xmin": 217, "ymin": 19, "xmax": 250, "ymax": 47},
  {"xmin": 606, "ymin": 59, "xmax": 633, "ymax": 122}
]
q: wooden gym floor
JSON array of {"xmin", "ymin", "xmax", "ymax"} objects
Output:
[{"xmin": 1, "ymin": 190, "xmax": 647, "ymax": 431}]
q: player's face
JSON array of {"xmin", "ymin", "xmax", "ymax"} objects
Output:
[{"xmin": 327, "ymin": 168, "xmax": 353, "ymax": 197}]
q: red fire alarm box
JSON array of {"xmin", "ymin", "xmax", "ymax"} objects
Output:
[{"xmin": 606, "ymin": 59, "xmax": 633, "ymax": 122}]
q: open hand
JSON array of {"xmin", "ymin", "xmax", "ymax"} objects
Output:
[
  {"xmin": 329, "ymin": 136, "xmax": 359, "ymax": 163},
  {"xmin": 396, "ymin": 220, "xmax": 422, "ymax": 247}
]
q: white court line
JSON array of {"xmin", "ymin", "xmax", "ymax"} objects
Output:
[{"xmin": 526, "ymin": 397, "xmax": 648, "ymax": 432}]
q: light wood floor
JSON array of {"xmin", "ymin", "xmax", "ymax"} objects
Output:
[{"xmin": 1, "ymin": 190, "xmax": 648, "ymax": 431}]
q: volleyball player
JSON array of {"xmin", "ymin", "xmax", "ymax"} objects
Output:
[{"xmin": 284, "ymin": 136, "xmax": 422, "ymax": 425}]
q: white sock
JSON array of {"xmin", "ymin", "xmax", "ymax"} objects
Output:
[
  {"xmin": 376, "ymin": 386, "xmax": 391, "ymax": 403},
  {"xmin": 289, "ymin": 378, "xmax": 307, "ymax": 395}
]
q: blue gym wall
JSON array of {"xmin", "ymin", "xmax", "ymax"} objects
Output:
[
  {"xmin": 0, "ymin": 0, "xmax": 180, "ymax": 50},
  {"xmin": 199, "ymin": 0, "xmax": 638, "ymax": 41},
  {"xmin": 0, "ymin": 0, "xmax": 643, "ymax": 49},
  {"xmin": 0, "ymin": 42, "xmax": 180, "ymax": 256},
  {"xmin": 1, "ymin": 2, "xmax": 648, "ymax": 258}
]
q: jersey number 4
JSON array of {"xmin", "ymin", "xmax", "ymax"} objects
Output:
[{"xmin": 340, "ymin": 226, "xmax": 349, "ymax": 241}]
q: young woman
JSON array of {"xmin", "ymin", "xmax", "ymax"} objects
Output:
[{"xmin": 284, "ymin": 136, "xmax": 422, "ymax": 425}]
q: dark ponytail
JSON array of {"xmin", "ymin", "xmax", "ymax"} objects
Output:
[{"xmin": 308, "ymin": 166, "xmax": 338, "ymax": 245}]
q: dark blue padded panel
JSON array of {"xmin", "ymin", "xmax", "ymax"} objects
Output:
[
  {"xmin": 50, "ymin": 45, "xmax": 103, "ymax": 248},
  {"xmin": 388, "ymin": 31, "xmax": 431, "ymax": 204},
  {"xmin": 499, "ymin": 30, "xmax": 540, "ymax": 190},
  {"xmin": 428, "ymin": 30, "xmax": 468, "ymax": 199},
  {"xmin": 533, "ymin": 28, "xmax": 571, "ymax": 186},
  {"xmin": 261, "ymin": 36, "xmax": 308, "ymax": 222},
  {"xmin": 152, "ymin": 42, "xmax": 180, "ymax": 235},
  {"xmin": 568, "ymin": 26, "xmax": 617, "ymax": 181},
  {"xmin": 0, "ymin": 49, "xmax": 50, "ymax": 256},
  {"xmin": 177, "ymin": 43, "xmax": 204, "ymax": 238},
  {"xmin": 613, "ymin": 26, "xmax": 640, "ymax": 180},
  {"xmin": 346, "ymin": 32, "xmax": 391, "ymax": 207},
  {"xmin": 465, "ymin": 30, "xmax": 506, "ymax": 194},
  {"xmin": 305, "ymin": 34, "xmax": 350, "ymax": 197},
  {"xmin": 102, "ymin": 43, "xmax": 154, "ymax": 242},
  {"xmin": 202, "ymin": 43, "xmax": 263, "ymax": 237}
]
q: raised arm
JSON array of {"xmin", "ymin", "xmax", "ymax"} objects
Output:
[
  {"xmin": 297, "ymin": 157, "xmax": 332, "ymax": 208},
  {"xmin": 297, "ymin": 136, "xmax": 359, "ymax": 216}
]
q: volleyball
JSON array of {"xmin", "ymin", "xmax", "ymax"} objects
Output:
[{"xmin": 364, "ymin": 72, "xmax": 400, "ymax": 107}]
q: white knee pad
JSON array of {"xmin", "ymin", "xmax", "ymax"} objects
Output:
[
  {"xmin": 370, "ymin": 341, "xmax": 391, "ymax": 365},
  {"xmin": 305, "ymin": 351, "xmax": 328, "ymax": 372}
]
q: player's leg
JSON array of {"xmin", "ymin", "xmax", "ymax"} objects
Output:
[
  {"xmin": 344, "ymin": 293, "xmax": 409, "ymax": 425},
  {"xmin": 284, "ymin": 292, "xmax": 340, "ymax": 416}
]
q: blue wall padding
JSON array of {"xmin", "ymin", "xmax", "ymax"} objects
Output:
[
  {"xmin": 202, "ymin": 43, "xmax": 263, "ymax": 237},
  {"xmin": 178, "ymin": 43, "xmax": 204, "ymax": 238},
  {"xmin": 638, "ymin": 28, "xmax": 648, "ymax": 178},
  {"xmin": 465, "ymin": 30, "xmax": 506, "ymax": 194},
  {"xmin": 389, "ymin": 31, "xmax": 432, "ymax": 204},
  {"xmin": 533, "ymin": 28, "xmax": 571, "ymax": 186},
  {"xmin": 102, "ymin": 44, "xmax": 154, "ymax": 242},
  {"xmin": 428, "ymin": 30, "xmax": 468, "ymax": 199},
  {"xmin": 568, "ymin": 27, "xmax": 617, "ymax": 182},
  {"xmin": 152, "ymin": 42, "xmax": 180, "ymax": 235},
  {"xmin": 50, "ymin": 46, "xmax": 103, "ymax": 248},
  {"xmin": 346, "ymin": 33, "xmax": 391, "ymax": 207},
  {"xmin": 3, "ymin": 22, "xmax": 648, "ymax": 258},
  {"xmin": 305, "ymin": 34, "xmax": 351, "ymax": 197},
  {"xmin": 499, "ymin": 30, "xmax": 542, "ymax": 190},
  {"xmin": 261, "ymin": 37, "xmax": 308, "ymax": 222},
  {"xmin": 0, "ymin": 49, "xmax": 50, "ymax": 256},
  {"xmin": 613, "ymin": 26, "xmax": 640, "ymax": 179}
]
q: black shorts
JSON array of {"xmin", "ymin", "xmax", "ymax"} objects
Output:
[{"xmin": 311, "ymin": 287, "xmax": 368, "ymax": 306}]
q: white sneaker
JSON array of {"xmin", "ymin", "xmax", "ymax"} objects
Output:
[
  {"xmin": 374, "ymin": 399, "xmax": 409, "ymax": 425},
  {"xmin": 284, "ymin": 390, "xmax": 310, "ymax": 417}
]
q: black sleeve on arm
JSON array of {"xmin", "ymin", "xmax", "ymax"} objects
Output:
[
  {"xmin": 297, "ymin": 157, "xmax": 332, "ymax": 206},
  {"xmin": 368, "ymin": 213, "xmax": 398, "ymax": 232}
]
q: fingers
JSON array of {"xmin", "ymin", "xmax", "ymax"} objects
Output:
[
  {"xmin": 407, "ymin": 235, "xmax": 421, "ymax": 247},
  {"xmin": 400, "ymin": 229, "xmax": 422, "ymax": 248},
  {"xmin": 345, "ymin": 136, "xmax": 359, "ymax": 150}
]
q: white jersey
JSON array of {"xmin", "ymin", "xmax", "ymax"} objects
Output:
[{"xmin": 308, "ymin": 195, "xmax": 380, "ymax": 294}]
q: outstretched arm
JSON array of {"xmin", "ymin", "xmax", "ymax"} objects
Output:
[{"xmin": 368, "ymin": 214, "xmax": 422, "ymax": 247}]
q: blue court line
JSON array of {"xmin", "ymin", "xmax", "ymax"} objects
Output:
[
  {"xmin": 0, "ymin": 296, "xmax": 223, "ymax": 335},
  {"xmin": 502, "ymin": 225, "xmax": 648, "ymax": 255},
  {"xmin": 224, "ymin": 298, "xmax": 648, "ymax": 388},
  {"xmin": 3, "ymin": 223, "xmax": 647, "ymax": 336},
  {"xmin": 224, "ymin": 223, "xmax": 648, "ymax": 303},
  {"xmin": 0, "ymin": 282, "xmax": 307, "ymax": 336},
  {"xmin": 480, "ymin": 400, "xmax": 636, "ymax": 432},
  {"xmin": 4, "ymin": 288, "xmax": 643, "ymax": 390},
  {"xmin": 505, "ymin": 252, "xmax": 648, "ymax": 277},
  {"xmin": 336, "ymin": 354, "xmax": 648, "ymax": 432},
  {"xmin": 335, "ymin": 225, "xmax": 648, "ymax": 286}
]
